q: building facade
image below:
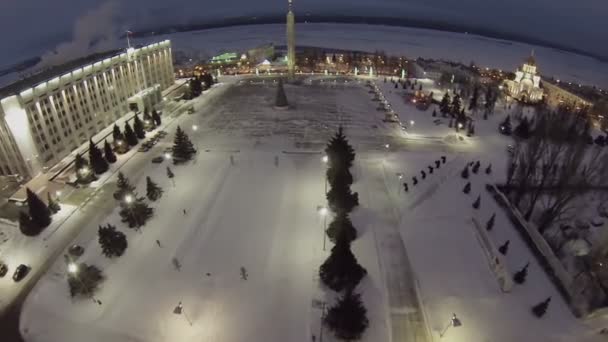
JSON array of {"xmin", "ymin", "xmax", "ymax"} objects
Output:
[
  {"xmin": 0, "ymin": 40, "xmax": 174, "ymax": 179},
  {"xmin": 504, "ymin": 54, "xmax": 544, "ymax": 103}
]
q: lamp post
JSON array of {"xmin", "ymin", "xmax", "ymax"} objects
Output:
[
  {"xmin": 439, "ymin": 313, "xmax": 462, "ymax": 338},
  {"xmin": 318, "ymin": 206, "xmax": 328, "ymax": 251},
  {"xmin": 322, "ymin": 155, "xmax": 328, "ymax": 194},
  {"xmin": 124, "ymin": 194, "xmax": 140, "ymax": 233},
  {"xmin": 173, "ymin": 301, "xmax": 193, "ymax": 326},
  {"xmin": 67, "ymin": 262, "xmax": 102, "ymax": 305}
]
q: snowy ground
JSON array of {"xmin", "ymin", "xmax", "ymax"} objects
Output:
[{"xmin": 18, "ymin": 75, "xmax": 605, "ymax": 342}]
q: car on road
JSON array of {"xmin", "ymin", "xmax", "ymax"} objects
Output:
[
  {"xmin": 151, "ymin": 156, "xmax": 164, "ymax": 164},
  {"xmin": 138, "ymin": 146, "xmax": 149, "ymax": 152},
  {"xmin": 13, "ymin": 264, "xmax": 30, "ymax": 282},
  {"xmin": 0, "ymin": 262, "xmax": 8, "ymax": 277},
  {"xmin": 68, "ymin": 244, "xmax": 84, "ymax": 258}
]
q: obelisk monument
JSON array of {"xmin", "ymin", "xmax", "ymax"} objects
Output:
[{"xmin": 286, "ymin": 0, "xmax": 296, "ymax": 80}]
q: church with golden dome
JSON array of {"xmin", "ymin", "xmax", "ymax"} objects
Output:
[{"xmin": 504, "ymin": 53, "xmax": 544, "ymax": 103}]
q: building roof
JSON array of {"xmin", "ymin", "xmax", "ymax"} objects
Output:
[
  {"xmin": 525, "ymin": 54, "xmax": 536, "ymax": 66},
  {"xmin": 0, "ymin": 48, "xmax": 123, "ymax": 99}
]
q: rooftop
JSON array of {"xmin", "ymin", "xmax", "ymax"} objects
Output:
[{"xmin": 0, "ymin": 48, "xmax": 124, "ymax": 99}]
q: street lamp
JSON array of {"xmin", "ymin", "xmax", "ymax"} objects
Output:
[
  {"xmin": 68, "ymin": 262, "xmax": 78, "ymax": 274},
  {"xmin": 173, "ymin": 301, "xmax": 193, "ymax": 326},
  {"xmin": 322, "ymin": 155, "xmax": 328, "ymax": 164},
  {"xmin": 192, "ymin": 124, "xmax": 198, "ymax": 131},
  {"xmin": 67, "ymin": 262, "xmax": 102, "ymax": 305},
  {"xmin": 124, "ymin": 194, "xmax": 134, "ymax": 204},
  {"xmin": 410, "ymin": 120, "xmax": 415, "ymax": 126},
  {"xmin": 318, "ymin": 206, "xmax": 328, "ymax": 251},
  {"xmin": 164, "ymin": 152, "xmax": 172, "ymax": 160},
  {"xmin": 439, "ymin": 313, "xmax": 462, "ymax": 338}
]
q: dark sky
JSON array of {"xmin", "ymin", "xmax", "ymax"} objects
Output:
[{"xmin": 1, "ymin": 0, "xmax": 607, "ymax": 66}]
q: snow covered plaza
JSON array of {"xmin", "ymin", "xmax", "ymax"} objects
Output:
[{"xmin": 13, "ymin": 74, "xmax": 605, "ymax": 342}]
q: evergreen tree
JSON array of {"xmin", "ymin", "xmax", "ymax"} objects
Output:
[
  {"xmin": 89, "ymin": 139, "xmax": 109, "ymax": 174},
  {"xmin": 19, "ymin": 211, "xmax": 34, "ymax": 236},
  {"xmin": 152, "ymin": 109, "xmax": 162, "ymax": 126},
  {"xmin": 326, "ymin": 213, "xmax": 357, "ymax": 244},
  {"xmin": 463, "ymin": 182, "xmax": 471, "ymax": 194},
  {"xmin": 172, "ymin": 126, "xmax": 197, "ymax": 164},
  {"xmin": 98, "ymin": 224, "xmax": 128, "ymax": 258},
  {"xmin": 498, "ymin": 240, "xmax": 510, "ymax": 255},
  {"xmin": 324, "ymin": 290, "xmax": 369, "ymax": 341},
  {"xmin": 112, "ymin": 124, "xmax": 125, "ymax": 142},
  {"xmin": 124, "ymin": 122, "xmax": 138, "ymax": 146},
  {"xmin": 202, "ymin": 73, "xmax": 214, "ymax": 89},
  {"xmin": 486, "ymin": 213, "xmax": 496, "ymax": 231},
  {"xmin": 327, "ymin": 182, "xmax": 359, "ymax": 215},
  {"xmin": 143, "ymin": 110, "xmax": 155, "ymax": 131},
  {"xmin": 275, "ymin": 78, "xmax": 289, "ymax": 107},
  {"xmin": 532, "ymin": 297, "xmax": 551, "ymax": 318},
  {"xmin": 133, "ymin": 114, "xmax": 146, "ymax": 139},
  {"xmin": 119, "ymin": 196, "xmax": 153, "ymax": 229},
  {"xmin": 485, "ymin": 163, "xmax": 492, "ymax": 175},
  {"xmin": 457, "ymin": 108, "xmax": 467, "ymax": 127},
  {"xmin": 146, "ymin": 176, "xmax": 163, "ymax": 201},
  {"xmin": 325, "ymin": 127, "xmax": 356, "ymax": 171},
  {"xmin": 113, "ymin": 172, "xmax": 136, "ymax": 201},
  {"xmin": 319, "ymin": 232, "xmax": 367, "ymax": 291},
  {"xmin": 499, "ymin": 115, "xmax": 512, "ymax": 135},
  {"xmin": 514, "ymin": 262, "xmax": 529, "ymax": 284},
  {"xmin": 74, "ymin": 154, "xmax": 95, "ymax": 183},
  {"xmin": 472, "ymin": 195, "xmax": 481, "ymax": 209},
  {"xmin": 189, "ymin": 77, "xmax": 203, "ymax": 97},
  {"xmin": 468, "ymin": 85, "xmax": 479, "ymax": 112},
  {"xmin": 514, "ymin": 117, "xmax": 531, "ymax": 139},
  {"xmin": 461, "ymin": 166, "xmax": 469, "ymax": 179},
  {"xmin": 26, "ymin": 187, "xmax": 51, "ymax": 230},
  {"xmin": 67, "ymin": 263, "xmax": 105, "ymax": 298},
  {"xmin": 104, "ymin": 140, "xmax": 117, "ymax": 163},
  {"xmin": 451, "ymin": 94, "xmax": 462, "ymax": 116},
  {"xmin": 440, "ymin": 93, "xmax": 451, "ymax": 117},
  {"xmin": 47, "ymin": 192, "xmax": 61, "ymax": 214},
  {"xmin": 472, "ymin": 161, "xmax": 481, "ymax": 174}
]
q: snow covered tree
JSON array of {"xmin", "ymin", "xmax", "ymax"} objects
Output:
[
  {"xmin": 152, "ymin": 109, "xmax": 162, "ymax": 126},
  {"xmin": 468, "ymin": 85, "xmax": 479, "ymax": 112},
  {"xmin": 89, "ymin": 139, "xmax": 108, "ymax": 174},
  {"xmin": 189, "ymin": 77, "xmax": 203, "ymax": 97},
  {"xmin": 98, "ymin": 224, "xmax": 127, "ymax": 258},
  {"xmin": 172, "ymin": 126, "xmax": 197, "ymax": 164},
  {"xmin": 47, "ymin": 192, "xmax": 61, "ymax": 214},
  {"xmin": 26, "ymin": 187, "xmax": 51, "ymax": 230},
  {"xmin": 324, "ymin": 290, "xmax": 369, "ymax": 341},
  {"xmin": 472, "ymin": 161, "xmax": 481, "ymax": 174},
  {"xmin": 319, "ymin": 232, "xmax": 367, "ymax": 291},
  {"xmin": 325, "ymin": 127, "xmax": 356, "ymax": 184},
  {"xmin": 67, "ymin": 263, "xmax": 105, "ymax": 298},
  {"xmin": 124, "ymin": 122, "xmax": 138, "ymax": 146},
  {"xmin": 113, "ymin": 172, "xmax": 136, "ymax": 201},
  {"xmin": 104, "ymin": 140, "xmax": 117, "ymax": 164},
  {"xmin": 119, "ymin": 196, "xmax": 153, "ymax": 229},
  {"xmin": 461, "ymin": 166, "xmax": 469, "ymax": 179},
  {"xmin": 326, "ymin": 213, "xmax": 357, "ymax": 244},
  {"xmin": 498, "ymin": 240, "xmax": 510, "ymax": 255},
  {"xmin": 463, "ymin": 182, "xmax": 471, "ymax": 194},
  {"xmin": 112, "ymin": 124, "xmax": 125, "ymax": 143},
  {"xmin": 440, "ymin": 93, "xmax": 451, "ymax": 117},
  {"xmin": 514, "ymin": 262, "xmax": 529, "ymax": 284},
  {"xmin": 133, "ymin": 114, "xmax": 146, "ymax": 139},
  {"xmin": 472, "ymin": 195, "xmax": 480, "ymax": 209},
  {"xmin": 532, "ymin": 297, "xmax": 551, "ymax": 318},
  {"xmin": 275, "ymin": 78, "xmax": 289, "ymax": 108},
  {"xmin": 486, "ymin": 213, "xmax": 496, "ymax": 231},
  {"xmin": 146, "ymin": 176, "xmax": 163, "ymax": 201}
]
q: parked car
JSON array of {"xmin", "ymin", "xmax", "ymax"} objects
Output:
[
  {"xmin": 13, "ymin": 264, "xmax": 30, "ymax": 282},
  {"xmin": 68, "ymin": 244, "xmax": 85, "ymax": 258},
  {"xmin": 151, "ymin": 156, "xmax": 164, "ymax": 164},
  {"xmin": 0, "ymin": 262, "xmax": 8, "ymax": 277}
]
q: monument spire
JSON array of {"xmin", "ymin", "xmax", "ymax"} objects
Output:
[{"xmin": 286, "ymin": 0, "xmax": 296, "ymax": 79}]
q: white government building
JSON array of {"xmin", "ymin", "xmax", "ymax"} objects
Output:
[{"xmin": 0, "ymin": 40, "xmax": 174, "ymax": 180}]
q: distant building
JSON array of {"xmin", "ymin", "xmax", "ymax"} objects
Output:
[
  {"xmin": 210, "ymin": 52, "xmax": 239, "ymax": 64},
  {"xmin": 504, "ymin": 54, "xmax": 544, "ymax": 103},
  {"xmin": 0, "ymin": 40, "xmax": 174, "ymax": 180}
]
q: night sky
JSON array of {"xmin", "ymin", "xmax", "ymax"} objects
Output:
[{"xmin": 1, "ymin": 0, "xmax": 607, "ymax": 67}]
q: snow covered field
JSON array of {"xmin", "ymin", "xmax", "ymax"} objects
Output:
[{"xmin": 19, "ymin": 75, "xmax": 606, "ymax": 342}]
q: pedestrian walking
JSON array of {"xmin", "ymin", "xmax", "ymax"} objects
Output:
[
  {"xmin": 183, "ymin": 209, "xmax": 187, "ymax": 215},
  {"xmin": 156, "ymin": 239, "xmax": 162, "ymax": 248}
]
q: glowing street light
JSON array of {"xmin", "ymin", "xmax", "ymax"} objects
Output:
[
  {"xmin": 55, "ymin": 190, "xmax": 62, "ymax": 197},
  {"xmin": 439, "ymin": 313, "xmax": 462, "ymax": 338},
  {"xmin": 385, "ymin": 143, "xmax": 390, "ymax": 149},
  {"xmin": 322, "ymin": 155, "xmax": 328, "ymax": 163},
  {"xmin": 164, "ymin": 152, "xmax": 172, "ymax": 160},
  {"xmin": 192, "ymin": 125, "xmax": 198, "ymax": 131},
  {"xmin": 68, "ymin": 263, "xmax": 78, "ymax": 274},
  {"xmin": 458, "ymin": 123, "xmax": 463, "ymax": 129},
  {"xmin": 124, "ymin": 194, "xmax": 134, "ymax": 204},
  {"xmin": 410, "ymin": 120, "xmax": 415, "ymax": 126}
]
